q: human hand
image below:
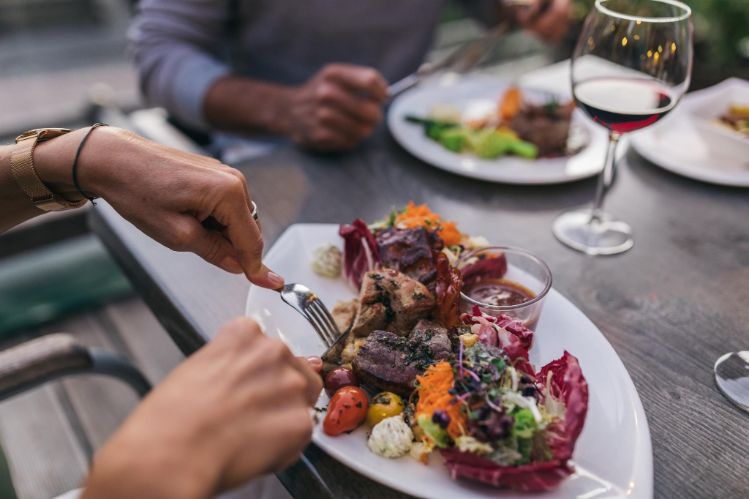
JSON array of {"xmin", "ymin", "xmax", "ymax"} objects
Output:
[
  {"xmin": 34, "ymin": 127, "xmax": 282, "ymax": 288},
  {"xmin": 83, "ymin": 317, "xmax": 323, "ymax": 499},
  {"xmin": 284, "ymin": 63, "xmax": 388, "ymax": 151},
  {"xmin": 514, "ymin": 0, "xmax": 571, "ymax": 43}
]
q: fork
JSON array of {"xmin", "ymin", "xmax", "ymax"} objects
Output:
[
  {"xmin": 387, "ymin": 0, "xmax": 539, "ymax": 100},
  {"xmin": 278, "ymin": 283, "xmax": 341, "ymax": 348},
  {"xmin": 387, "ymin": 22, "xmax": 510, "ymax": 99}
]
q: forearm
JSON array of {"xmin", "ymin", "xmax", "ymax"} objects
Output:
[
  {"xmin": 82, "ymin": 413, "xmax": 219, "ymax": 499},
  {"xmin": 0, "ymin": 129, "xmax": 89, "ymax": 232},
  {"xmin": 0, "ymin": 127, "xmax": 128, "ymax": 234},
  {"xmin": 203, "ymin": 76, "xmax": 296, "ymax": 136}
]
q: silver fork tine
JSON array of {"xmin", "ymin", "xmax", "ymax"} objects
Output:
[
  {"xmin": 278, "ymin": 283, "xmax": 342, "ymax": 348},
  {"xmin": 303, "ymin": 311, "xmax": 332, "ymax": 347},
  {"xmin": 306, "ymin": 306, "xmax": 336, "ymax": 347},
  {"xmin": 278, "ymin": 284, "xmax": 330, "ymax": 347},
  {"xmin": 310, "ymin": 306, "xmax": 338, "ymax": 347},
  {"xmin": 309, "ymin": 300, "xmax": 339, "ymax": 343}
]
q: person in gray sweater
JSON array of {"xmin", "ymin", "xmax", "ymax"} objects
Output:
[{"xmin": 129, "ymin": 0, "xmax": 570, "ymax": 152}]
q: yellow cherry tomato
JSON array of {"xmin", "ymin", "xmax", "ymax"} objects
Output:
[{"xmin": 366, "ymin": 391, "xmax": 404, "ymax": 427}]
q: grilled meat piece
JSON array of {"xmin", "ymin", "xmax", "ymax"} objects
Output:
[
  {"xmin": 354, "ymin": 331, "xmax": 418, "ymax": 394},
  {"xmin": 331, "ymin": 299, "xmax": 358, "ymax": 333},
  {"xmin": 376, "ymin": 227, "xmax": 443, "ymax": 288},
  {"xmin": 510, "ymin": 101, "xmax": 574, "ymax": 157},
  {"xmin": 353, "ymin": 322, "xmax": 453, "ymax": 395},
  {"xmin": 410, "ymin": 319, "xmax": 452, "ymax": 360},
  {"xmin": 350, "ymin": 302, "xmax": 388, "ymax": 337},
  {"xmin": 350, "ymin": 269, "xmax": 434, "ymax": 337}
]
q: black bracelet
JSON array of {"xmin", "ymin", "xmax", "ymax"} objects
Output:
[{"xmin": 72, "ymin": 123, "xmax": 108, "ymax": 206}]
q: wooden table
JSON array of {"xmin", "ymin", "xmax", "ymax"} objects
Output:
[{"xmin": 90, "ymin": 123, "xmax": 749, "ymax": 498}]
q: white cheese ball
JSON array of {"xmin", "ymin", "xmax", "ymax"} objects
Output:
[
  {"xmin": 311, "ymin": 244, "xmax": 342, "ymax": 278},
  {"xmin": 367, "ymin": 415, "xmax": 414, "ymax": 458}
]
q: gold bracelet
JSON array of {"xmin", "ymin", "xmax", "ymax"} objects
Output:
[{"xmin": 10, "ymin": 128, "xmax": 87, "ymax": 211}]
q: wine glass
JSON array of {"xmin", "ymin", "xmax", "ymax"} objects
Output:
[
  {"xmin": 553, "ymin": 0, "xmax": 693, "ymax": 255},
  {"xmin": 714, "ymin": 351, "xmax": 749, "ymax": 413}
]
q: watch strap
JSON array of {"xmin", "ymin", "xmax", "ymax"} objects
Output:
[{"xmin": 10, "ymin": 129, "xmax": 86, "ymax": 212}]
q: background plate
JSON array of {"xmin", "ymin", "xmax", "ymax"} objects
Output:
[
  {"xmin": 387, "ymin": 75, "xmax": 607, "ymax": 185},
  {"xmin": 630, "ymin": 78, "xmax": 749, "ymax": 188},
  {"xmin": 246, "ymin": 224, "xmax": 653, "ymax": 498}
]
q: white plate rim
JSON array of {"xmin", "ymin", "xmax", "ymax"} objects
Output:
[{"xmin": 246, "ymin": 223, "xmax": 654, "ymax": 498}]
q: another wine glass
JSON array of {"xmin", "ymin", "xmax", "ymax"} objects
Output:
[
  {"xmin": 714, "ymin": 351, "xmax": 749, "ymax": 413},
  {"xmin": 553, "ymin": 0, "xmax": 693, "ymax": 255}
]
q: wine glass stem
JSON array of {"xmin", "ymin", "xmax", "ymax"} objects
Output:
[{"xmin": 590, "ymin": 131, "xmax": 621, "ymax": 223}]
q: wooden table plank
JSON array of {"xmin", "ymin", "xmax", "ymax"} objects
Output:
[
  {"xmin": 103, "ymin": 298, "xmax": 184, "ymax": 383},
  {"xmin": 0, "ymin": 386, "xmax": 89, "ymax": 499},
  {"xmin": 0, "ymin": 298, "xmax": 198, "ymax": 498},
  {"xmin": 46, "ymin": 313, "xmax": 141, "ymax": 453}
]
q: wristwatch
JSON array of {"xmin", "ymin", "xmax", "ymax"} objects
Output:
[{"xmin": 10, "ymin": 128, "xmax": 87, "ymax": 211}]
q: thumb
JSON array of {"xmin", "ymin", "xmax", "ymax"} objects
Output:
[{"xmin": 251, "ymin": 263, "xmax": 285, "ymax": 289}]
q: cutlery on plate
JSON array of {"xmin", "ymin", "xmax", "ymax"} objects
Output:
[
  {"xmin": 387, "ymin": 22, "xmax": 512, "ymax": 100},
  {"xmin": 278, "ymin": 283, "xmax": 341, "ymax": 348},
  {"xmin": 387, "ymin": 0, "xmax": 536, "ymax": 99}
]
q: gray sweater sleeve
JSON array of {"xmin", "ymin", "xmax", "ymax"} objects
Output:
[{"xmin": 128, "ymin": 0, "xmax": 231, "ymax": 129}]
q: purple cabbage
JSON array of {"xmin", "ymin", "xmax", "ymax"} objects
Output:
[{"xmin": 339, "ymin": 219, "xmax": 380, "ymax": 290}]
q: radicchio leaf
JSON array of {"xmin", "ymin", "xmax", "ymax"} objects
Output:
[
  {"xmin": 433, "ymin": 252, "xmax": 462, "ymax": 328},
  {"xmin": 536, "ymin": 351, "xmax": 589, "ymax": 463},
  {"xmin": 460, "ymin": 253, "xmax": 508, "ymax": 288},
  {"xmin": 339, "ymin": 219, "xmax": 380, "ymax": 290},
  {"xmin": 461, "ymin": 306, "xmax": 534, "ymax": 362},
  {"xmin": 441, "ymin": 351, "xmax": 589, "ymax": 492}
]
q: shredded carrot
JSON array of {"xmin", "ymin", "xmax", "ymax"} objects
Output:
[
  {"xmin": 395, "ymin": 201, "xmax": 463, "ymax": 246},
  {"xmin": 499, "ymin": 86, "xmax": 522, "ymax": 122},
  {"xmin": 416, "ymin": 361, "xmax": 467, "ymax": 439}
]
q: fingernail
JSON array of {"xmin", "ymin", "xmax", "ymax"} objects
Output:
[{"xmin": 266, "ymin": 270, "xmax": 284, "ymax": 289}]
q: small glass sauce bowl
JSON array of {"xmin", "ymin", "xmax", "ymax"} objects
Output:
[{"xmin": 458, "ymin": 246, "xmax": 552, "ymax": 330}]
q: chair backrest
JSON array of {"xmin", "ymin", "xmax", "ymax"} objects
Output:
[{"xmin": 0, "ymin": 333, "xmax": 151, "ymax": 402}]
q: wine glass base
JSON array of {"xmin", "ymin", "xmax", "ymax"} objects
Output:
[
  {"xmin": 714, "ymin": 351, "xmax": 749, "ymax": 414},
  {"xmin": 553, "ymin": 210, "xmax": 633, "ymax": 256}
]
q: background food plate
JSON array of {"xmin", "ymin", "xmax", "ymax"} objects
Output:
[
  {"xmin": 387, "ymin": 75, "xmax": 608, "ymax": 185},
  {"xmin": 246, "ymin": 224, "xmax": 653, "ymax": 499},
  {"xmin": 630, "ymin": 78, "xmax": 749, "ymax": 188}
]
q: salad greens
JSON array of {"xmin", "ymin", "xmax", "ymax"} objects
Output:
[
  {"xmin": 452, "ymin": 342, "xmax": 554, "ymax": 466},
  {"xmin": 405, "ymin": 115, "xmax": 539, "ymax": 160}
]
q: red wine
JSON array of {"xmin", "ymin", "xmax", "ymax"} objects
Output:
[{"xmin": 574, "ymin": 77, "xmax": 676, "ymax": 134}]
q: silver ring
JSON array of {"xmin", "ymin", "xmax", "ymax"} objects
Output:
[{"xmin": 250, "ymin": 200, "xmax": 259, "ymax": 221}]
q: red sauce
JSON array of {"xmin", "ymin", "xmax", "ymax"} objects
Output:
[{"xmin": 465, "ymin": 278, "xmax": 536, "ymax": 307}]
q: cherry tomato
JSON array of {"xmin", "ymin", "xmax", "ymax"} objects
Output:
[
  {"xmin": 323, "ymin": 386, "xmax": 369, "ymax": 436},
  {"xmin": 366, "ymin": 391, "xmax": 404, "ymax": 427},
  {"xmin": 323, "ymin": 367, "xmax": 357, "ymax": 397}
]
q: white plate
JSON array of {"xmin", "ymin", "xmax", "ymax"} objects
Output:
[
  {"xmin": 387, "ymin": 75, "xmax": 608, "ymax": 185},
  {"xmin": 246, "ymin": 224, "xmax": 653, "ymax": 498},
  {"xmin": 630, "ymin": 78, "xmax": 749, "ymax": 187}
]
